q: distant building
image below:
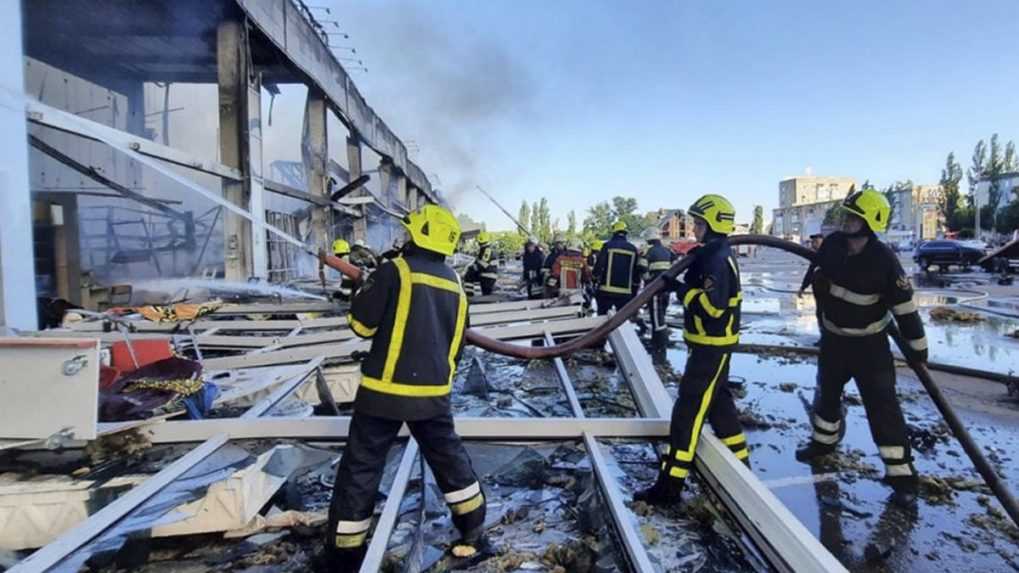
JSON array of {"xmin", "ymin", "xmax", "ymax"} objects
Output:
[
  {"xmin": 886, "ymin": 184, "xmax": 943, "ymax": 243},
  {"xmin": 652, "ymin": 208, "xmax": 694, "ymax": 241},
  {"xmin": 771, "ymin": 175, "xmax": 857, "ymax": 242},
  {"xmin": 974, "ymin": 172, "xmax": 1019, "ymax": 234}
]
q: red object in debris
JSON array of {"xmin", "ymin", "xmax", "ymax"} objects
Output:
[
  {"xmin": 110, "ymin": 340, "xmax": 174, "ymax": 373},
  {"xmin": 669, "ymin": 240, "xmax": 700, "ymax": 255},
  {"xmin": 99, "ymin": 365, "xmax": 121, "ymax": 390}
]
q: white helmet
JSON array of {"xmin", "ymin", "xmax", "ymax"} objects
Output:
[
  {"xmin": 643, "ymin": 227, "xmax": 662, "ymax": 241},
  {"xmin": 354, "ymin": 239, "xmax": 367, "ymax": 248}
]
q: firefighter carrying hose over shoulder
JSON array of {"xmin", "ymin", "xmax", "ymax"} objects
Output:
[
  {"xmin": 324, "ymin": 205, "xmax": 487, "ymax": 571},
  {"xmin": 463, "ymin": 231, "xmax": 499, "ymax": 296},
  {"xmin": 795, "ymin": 188, "xmax": 928, "ymax": 507},
  {"xmin": 641, "ymin": 226, "xmax": 677, "ymax": 358},
  {"xmin": 635, "ymin": 194, "xmax": 748, "ymax": 506},
  {"xmin": 593, "ymin": 221, "xmax": 645, "ymax": 315}
]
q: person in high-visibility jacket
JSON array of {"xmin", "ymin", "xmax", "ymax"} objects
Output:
[
  {"xmin": 593, "ymin": 221, "xmax": 645, "ymax": 315},
  {"xmin": 549, "ymin": 238, "xmax": 591, "ymax": 295},
  {"xmin": 635, "ymin": 194, "xmax": 747, "ymax": 506},
  {"xmin": 325, "ymin": 205, "xmax": 486, "ymax": 571},
  {"xmin": 331, "ymin": 239, "xmax": 357, "ymax": 301},
  {"xmin": 795, "ymin": 188, "xmax": 927, "ymax": 507},
  {"xmin": 640, "ymin": 227, "xmax": 677, "ymax": 359},
  {"xmin": 464, "ymin": 231, "xmax": 499, "ymax": 296}
]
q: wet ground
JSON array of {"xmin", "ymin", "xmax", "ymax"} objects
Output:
[{"xmin": 661, "ymin": 251, "xmax": 1019, "ymax": 572}]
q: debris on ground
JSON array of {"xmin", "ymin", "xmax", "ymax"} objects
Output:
[
  {"xmin": 85, "ymin": 428, "xmax": 152, "ymax": 465},
  {"xmin": 929, "ymin": 306, "xmax": 986, "ymax": 323},
  {"xmin": 918, "ymin": 476, "xmax": 957, "ymax": 505},
  {"xmin": 778, "ymin": 382, "xmax": 797, "ymax": 393}
]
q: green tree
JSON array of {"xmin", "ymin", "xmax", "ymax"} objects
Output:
[
  {"xmin": 567, "ymin": 210, "xmax": 577, "ymax": 237},
  {"xmin": 750, "ymin": 205, "xmax": 764, "ymax": 234},
  {"xmin": 490, "ymin": 230, "xmax": 525, "ymax": 255},
  {"xmin": 610, "ymin": 196, "xmax": 649, "ymax": 236},
  {"xmin": 517, "ymin": 200, "xmax": 531, "ymax": 237},
  {"xmin": 1005, "ymin": 140, "xmax": 1017, "ymax": 172},
  {"xmin": 939, "ymin": 152, "xmax": 963, "ymax": 231},
  {"xmin": 583, "ymin": 201, "xmax": 615, "ymax": 238},
  {"xmin": 987, "ymin": 133, "xmax": 1004, "ymax": 216},
  {"xmin": 530, "ymin": 204, "xmax": 541, "ymax": 242},
  {"xmin": 968, "ymin": 139, "xmax": 987, "ymax": 229},
  {"xmin": 535, "ymin": 198, "xmax": 552, "ymax": 243}
]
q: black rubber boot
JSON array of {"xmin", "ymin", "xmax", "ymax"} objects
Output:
[
  {"xmin": 633, "ymin": 475, "xmax": 684, "ymax": 507},
  {"xmin": 885, "ymin": 476, "xmax": 919, "ymax": 508},
  {"xmin": 448, "ymin": 533, "xmax": 494, "ymax": 569},
  {"xmin": 320, "ymin": 545, "xmax": 366, "ymax": 573},
  {"xmin": 795, "ymin": 441, "xmax": 837, "ymax": 462}
]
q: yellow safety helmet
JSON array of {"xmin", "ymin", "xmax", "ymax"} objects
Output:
[
  {"xmin": 401, "ymin": 204, "xmax": 461, "ymax": 256},
  {"xmin": 332, "ymin": 239, "xmax": 351, "ymax": 256},
  {"xmin": 591, "ymin": 240, "xmax": 605, "ymax": 251},
  {"xmin": 841, "ymin": 187, "xmax": 890, "ymax": 233},
  {"xmin": 689, "ymin": 194, "xmax": 735, "ymax": 235},
  {"xmin": 477, "ymin": 231, "xmax": 491, "ymax": 246},
  {"xmin": 611, "ymin": 220, "xmax": 627, "ymax": 233}
]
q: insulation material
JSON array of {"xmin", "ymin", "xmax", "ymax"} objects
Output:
[{"xmin": 294, "ymin": 363, "xmax": 361, "ymax": 405}]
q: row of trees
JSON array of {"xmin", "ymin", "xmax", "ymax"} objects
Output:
[{"xmin": 939, "ymin": 134, "xmax": 1019, "ymax": 236}]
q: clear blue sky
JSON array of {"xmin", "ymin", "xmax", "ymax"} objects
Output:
[{"xmin": 327, "ymin": 0, "xmax": 1019, "ymax": 230}]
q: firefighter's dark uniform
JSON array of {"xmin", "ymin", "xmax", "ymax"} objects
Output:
[
  {"xmin": 803, "ymin": 232, "xmax": 927, "ymax": 485},
  {"xmin": 593, "ymin": 233, "xmax": 643, "ymax": 315},
  {"xmin": 465, "ymin": 245, "xmax": 498, "ymax": 296},
  {"xmin": 642, "ymin": 239, "xmax": 676, "ymax": 351},
  {"xmin": 659, "ymin": 237, "xmax": 748, "ymax": 488},
  {"xmin": 327, "ymin": 247, "xmax": 485, "ymax": 566},
  {"xmin": 522, "ymin": 246, "xmax": 545, "ymax": 300}
]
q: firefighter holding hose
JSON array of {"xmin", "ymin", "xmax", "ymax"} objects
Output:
[
  {"xmin": 795, "ymin": 188, "xmax": 928, "ymax": 506},
  {"xmin": 636, "ymin": 194, "xmax": 749, "ymax": 506},
  {"xmin": 325, "ymin": 204, "xmax": 487, "ymax": 570}
]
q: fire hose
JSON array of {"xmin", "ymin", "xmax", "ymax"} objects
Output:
[{"xmin": 319, "ymin": 233, "xmax": 1019, "ymax": 526}]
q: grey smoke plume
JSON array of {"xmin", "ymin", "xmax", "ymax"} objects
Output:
[{"xmin": 336, "ymin": 2, "xmax": 535, "ymax": 207}]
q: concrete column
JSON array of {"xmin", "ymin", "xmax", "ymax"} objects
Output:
[
  {"xmin": 346, "ymin": 136, "xmax": 366, "ymax": 243},
  {"xmin": 217, "ymin": 19, "xmax": 267, "ymax": 280},
  {"xmin": 306, "ymin": 90, "xmax": 330, "ymax": 250},
  {"xmin": 0, "ymin": 0, "xmax": 37, "ymax": 330},
  {"xmin": 396, "ymin": 173, "xmax": 408, "ymax": 209}
]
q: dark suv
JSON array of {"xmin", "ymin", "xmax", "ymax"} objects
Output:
[{"xmin": 913, "ymin": 240, "xmax": 985, "ymax": 271}]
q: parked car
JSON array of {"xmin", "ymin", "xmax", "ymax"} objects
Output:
[{"xmin": 913, "ymin": 240, "xmax": 985, "ymax": 271}]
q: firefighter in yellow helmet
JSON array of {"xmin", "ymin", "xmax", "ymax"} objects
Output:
[
  {"xmin": 640, "ymin": 226, "xmax": 677, "ymax": 362},
  {"xmin": 464, "ymin": 231, "xmax": 499, "ymax": 296},
  {"xmin": 636, "ymin": 194, "xmax": 748, "ymax": 506},
  {"xmin": 330, "ymin": 239, "xmax": 357, "ymax": 301},
  {"xmin": 795, "ymin": 187, "xmax": 927, "ymax": 507},
  {"xmin": 593, "ymin": 221, "xmax": 645, "ymax": 315},
  {"xmin": 326, "ymin": 204, "xmax": 487, "ymax": 570}
]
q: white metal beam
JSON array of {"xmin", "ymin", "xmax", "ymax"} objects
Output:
[
  {"xmin": 0, "ymin": 0, "xmax": 37, "ymax": 331},
  {"xmin": 359, "ymin": 439, "xmax": 418, "ymax": 573},
  {"xmin": 608, "ymin": 323, "xmax": 846, "ymax": 573},
  {"xmin": 130, "ymin": 416, "xmax": 670, "ymax": 444}
]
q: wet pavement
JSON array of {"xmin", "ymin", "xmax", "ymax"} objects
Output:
[{"xmin": 651, "ymin": 253, "xmax": 1019, "ymax": 572}]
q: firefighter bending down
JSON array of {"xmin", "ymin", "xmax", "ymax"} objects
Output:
[
  {"xmin": 593, "ymin": 221, "xmax": 644, "ymax": 315},
  {"xmin": 464, "ymin": 231, "xmax": 499, "ymax": 296},
  {"xmin": 795, "ymin": 188, "xmax": 928, "ymax": 506},
  {"xmin": 636, "ymin": 194, "xmax": 748, "ymax": 506},
  {"xmin": 325, "ymin": 205, "xmax": 486, "ymax": 571}
]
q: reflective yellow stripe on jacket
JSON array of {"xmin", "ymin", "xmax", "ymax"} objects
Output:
[{"xmin": 359, "ymin": 258, "xmax": 468, "ymax": 398}]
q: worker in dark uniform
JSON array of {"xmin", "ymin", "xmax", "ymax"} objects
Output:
[
  {"xmin": 635, "ymin": 194, "xmax": 747, "ymax": 506},
  {"xmin": 798, "ymin": 232, "xmax": 825, "ymax": 345},
  {"xmin": 521, "ymin": 236, "xmax": 545, "ymax": 300},
  {"xmin": 325, "ymin": 205, "xmax": 486, "ymax": 571},
  {"xmin": 330, "ymin": 239, "xmax": 357, "ymax": 301},
  {"xmin": 585, "ymin": 240, "xmax": 603, "ymax": 309},
  {"xmin": 463, "ymin": 232, "xmax": 499, "ymax": 296},
  {"xmin": 542, "ymin": 234, "xmax": 566, "ymax": 290},
  {"xmin": 795, "ymin": 188, "xmax": 928, "ymax": 507},
  {"xmin": 349, "ymin": 239, "xmax": 379, "ymax": 271},
  {"xmin": 593, "ymin": 221, "xmax": 644, "ymax": 315},
  {"xmin": 641, "ymin": 227, "xmax": 676, "ymax": 360},
  {"xmin": 588, "ymin": 239, "xmax": 603, "ymax": 269}
]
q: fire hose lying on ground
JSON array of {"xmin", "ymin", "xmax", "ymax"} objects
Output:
[{"xmin": 320, "ymin": 234, "xmax": 1019, "ymax": 527}]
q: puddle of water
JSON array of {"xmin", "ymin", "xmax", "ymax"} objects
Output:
[{"xmin": 661, "ymin": 345, "xmax": 1019, "ymax": 572}]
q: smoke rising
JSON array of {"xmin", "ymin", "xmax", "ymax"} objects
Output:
[{"xmin": 337, "ymin": 2, "xmax": 536, "ymax": 207}]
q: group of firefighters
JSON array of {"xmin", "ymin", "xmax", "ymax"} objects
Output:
[{"xmin": 321, "ymin": 188, "xmax": 929, "ymax": 570}]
